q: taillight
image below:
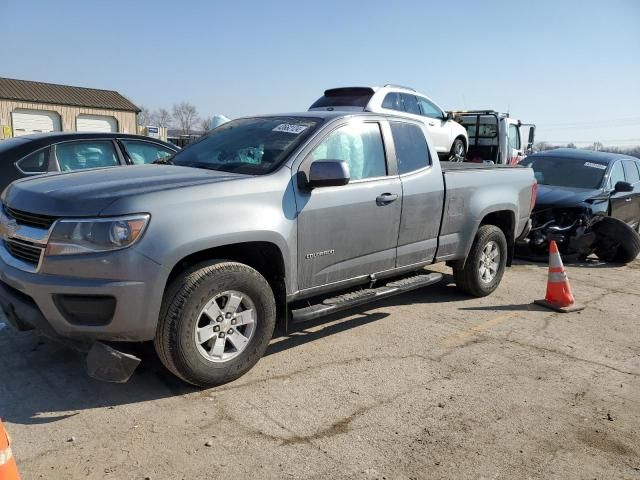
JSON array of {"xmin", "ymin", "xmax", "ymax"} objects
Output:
[{"xmin": 530, "ymin": 182, "xmax": 537, "ymax": 211}]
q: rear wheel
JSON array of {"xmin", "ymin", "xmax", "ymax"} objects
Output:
[
  {"xmin": 154, "ymin": 261, "xmax": 276, "ymax": 387},
  {"xmin": 454, "ymin": 225, "xmax": 508, "ymax": 297},
  {"xmin": 448, "ymin": 138, "xmax": 466, "ymax": 162},
  {"xmin": 593, "ymin": 217, "xmax": 640, "ymax": 263}
]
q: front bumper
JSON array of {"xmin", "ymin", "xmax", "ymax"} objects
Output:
[{"xmin": 0, "ymin": 245, "xmax": 167, "ymax": 342}]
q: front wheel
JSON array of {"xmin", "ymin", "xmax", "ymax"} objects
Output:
[
  {"xmin": 453, "ymin": 225, "xmax": 508, "ymax": 297},
  {"xmin": 154, "ymin": 261, "xmax": 276, "ymax": 387},
  {"xmin": 448, "ymin": 138, "xmax": 466, "ymax": 162}
]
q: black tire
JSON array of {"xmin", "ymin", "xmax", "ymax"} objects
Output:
[
  {"xmin": 453, "ymin": 225, "xmax": 508, "ymax": 297},
  {"xmin": 448, "ymin": 138, "xmax": 466, "ymax": 162},
  {"xmin": 592, "ymin": 217, "xmax": 640, "ymax": 263},
  {"xmin": 154, "ymin": 261, "xmax": 276, "ymax": 387}
]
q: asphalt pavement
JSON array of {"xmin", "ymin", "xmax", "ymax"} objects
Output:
[{"xmin": 1, "ymin": 257, "xmax": 639, "ymax": 479}]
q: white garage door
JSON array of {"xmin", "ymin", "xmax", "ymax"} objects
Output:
[
  {"xmin": 76, "ymin": 115, "xmax": 118, "ymax": 133},
  {"xmin": 11, "ymin": 109, "xmax": 62, "ymax": 136}
]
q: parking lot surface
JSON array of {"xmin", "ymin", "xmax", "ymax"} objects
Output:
[{"xmin": 1, "ymin": 258, "xmax": 639, "ymax": 480}]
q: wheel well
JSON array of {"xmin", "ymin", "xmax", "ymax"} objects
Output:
[
  {"xmin": 165, "ymin": 242, "xmax": 287, "ymax": 324},
  {"xmin": 480, "ymin": 211, "xmax": 515, "ymax": 265}
]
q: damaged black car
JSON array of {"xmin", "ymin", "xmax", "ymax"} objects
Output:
[{"xmin": 518, "ymin": 149, "xmax": 640, "ymax": 263}]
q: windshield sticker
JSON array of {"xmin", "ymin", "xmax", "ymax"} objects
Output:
[
  {"xmin": 272, "ymin": 124, "xmax": 308, "ymax": 134},
  {"xmin": 584, "ymin": 162, "xmax": 607, "ymax": 170}
]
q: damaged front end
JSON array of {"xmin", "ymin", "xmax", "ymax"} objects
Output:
[{"xmin": 519, "ymin": 206, "xmax": 600, "ymax": 258}]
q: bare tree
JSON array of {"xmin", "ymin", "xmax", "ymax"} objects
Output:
[
  {"xmin": 533, "ymin": 141, "xmax": 551, "ymax": 152},
  {"xmin": 137, "ymin": 106, "xmax": 153, "ymax": 126},
  {"xmin": 199, "ymin": 116, "xmax": 213, "ymax": 133},
  {"xmin": 172, "ymin": 102, "xmax": 199, "ymax": 135},
  {"xmin": 155, "ymin": 108, "xmax": 172, "ymax": 128}
]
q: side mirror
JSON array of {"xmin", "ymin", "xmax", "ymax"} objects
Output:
[
  {"xmin": 307, "ymin": 160, "xmax": 350, "ymax": 189},
  {"xmin": 614, "ymin": 181, "xmax": 633, "ymax": 193},
  {"xmin": 445, "ymin": 111, "xmax": 454, "ymax": 121}
]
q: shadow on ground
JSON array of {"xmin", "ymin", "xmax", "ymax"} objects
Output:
[{"xmin": 0, "ymin": 276, "xmax": 470, "ymax": 425}]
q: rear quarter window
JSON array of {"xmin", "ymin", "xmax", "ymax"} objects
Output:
[
  {"xmin": 16, "ymin": 148, "xmax": 49, "ymax": 173},
  {"xmin": 390, "ymin": 122, "xmax": 431, "ymax": 174}
]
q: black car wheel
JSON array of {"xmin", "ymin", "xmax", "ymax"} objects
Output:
[{"xmin": 593, "ymin": 217, "xmax": 640, "ymax": 263}]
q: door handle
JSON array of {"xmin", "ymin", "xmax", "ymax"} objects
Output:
[
  {"xmin": 428, "ymin": 122, "xmax": 435, "ymax": 126},
  {"xmin": 376, "ymin": 193, "xmax": 398, "ymax": 205}
]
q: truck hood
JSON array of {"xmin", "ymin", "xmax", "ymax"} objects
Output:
[
  {"xmin": 1, "ymin": 165, "xmax": 244, "ymax": 217},
  {"xmin": 534, "ymin": 185, "xmax": 606, "ymax": 210}
]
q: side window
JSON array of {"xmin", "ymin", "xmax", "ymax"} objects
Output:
[
  {"xmin": 508, "ymin": 124, "xmax": 521, "ymax": 150},
  {"xmin": 416, "ymin": 97, "xmax": 443, "ymax": 119},
  {"xmin": 310, "ymin": 122, "xmax": 387, "ymax": 180},
  {"xmin": 382, "ymin": 92, "xmax": 403, "ymax": 111},
  {"xmin": 400, "ymin": 94, "xmax": 420, "ymax": 115},
  {"xmin": 120, "ymin": 140, "xmax": 174, "ymax": 165},
  {"xmin": 622, "ymin": 160, "xmax": 640, "ymax": 184},
  {"xmin": 55, "ymin": 140, "xmax": 119, "ymax": 171},
  {"xmin": 390, "ymin": 122, "xmax": 431, "ymax": 174},
  {"xmin": 608, "ymin": 161, "xmax": 626, "ymax": 189},
  {"xmin": 16, "ymin": 148, "xmax": 49, "ymax": 173}
]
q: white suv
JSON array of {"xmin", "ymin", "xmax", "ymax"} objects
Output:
[{"xmin": 309, "ymin": 85, "xmax": 468, "ymax": 161}]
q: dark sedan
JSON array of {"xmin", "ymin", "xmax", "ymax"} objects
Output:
[
  {"xmin": 0, "ymin": 132, "xmax": 179, "ymax": 193},
  {"xmin": 519, "ymin": 149, "xmax": 640, "ymax": 262}
]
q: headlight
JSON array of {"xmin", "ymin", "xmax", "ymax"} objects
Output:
[{"xmin": 45, "ymin": 214, "xmax": 150, "ymax": 256}]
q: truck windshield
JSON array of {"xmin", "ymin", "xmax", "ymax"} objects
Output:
[
  {"xmin": 520, "ymin": 156, "xmax": 607, "ymax": 189},
  {"xmin": 171, "ymin": 116, "xmax": 322, "ymax": 175}
]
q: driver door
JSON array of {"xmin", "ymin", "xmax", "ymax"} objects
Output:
[{"xmin": 295, "ymin": 120, "xmax": 402, "ymax": 290}]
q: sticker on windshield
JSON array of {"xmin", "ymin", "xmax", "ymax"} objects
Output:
[
  {"xmin": 584, "ymin": 162, "xmax": 607, "ymax": 170},
  {"xmin": 272, "ymin": 124, "xmax": 308, "ymax": 134}
]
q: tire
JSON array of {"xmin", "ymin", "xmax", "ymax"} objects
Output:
[
  {"xmin": 154, "ymin": 261, "xmax": 276, "ymax": 387},
  {"xmin": 592, "ymin": 217, "xmax": 640, "ymax": 263},
  {"xmin": 448, "ymin": 138, "xmax": 466, "ymax": 162},
  {"xmin": 453, "ymin": 225, "xmax": 508, "ymax": 297}
]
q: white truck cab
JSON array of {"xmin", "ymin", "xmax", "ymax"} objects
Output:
[
  {"xmin": 452, "ymin": 110, "xmax": 536, "ymax": 165},
  {"xmin": 309, "ymin": 85, "xmax": 469, "ymax": 161}
]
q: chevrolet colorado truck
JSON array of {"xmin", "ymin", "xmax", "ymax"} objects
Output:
[{"xmin": 0, "ymin": 111, "xmax": 536, "ymax": 387}]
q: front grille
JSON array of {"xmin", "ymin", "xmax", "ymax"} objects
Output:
[
  {"xmin": 4, "ymin": 206, "xmax": 57, "ymax": 229},
  {"xmin": 4, "ymin": 239, "xmax": 44, "ymax": 266}
]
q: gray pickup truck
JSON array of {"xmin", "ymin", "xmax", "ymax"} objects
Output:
[{"xmin": 0, "ymin": 111, "xmax": 536, "ymax": 386}]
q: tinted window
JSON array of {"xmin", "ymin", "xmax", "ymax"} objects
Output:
[
  {"xmin": 121, "ymin": 140, "xmax": 174, "ymax": 165},
  {"xmin": 309, "ymin": 88, "xmax": 373, "ymax": 109},
  {"xmin": 622, "ymin": 160, "xmax": 640, "ymax": 184},
  {"xmin": 16, "ymin": 148, "xmax": 49, "ymax": 173},
  {"xmin": 508, "ymin": 124, "xmax": 521, "ymax": 150},
  {"xmin": 416, "ymin": 97, "xmax": 443, "ymax": 119},
  {"xmin": 310, "ymin": 122, "xmax": 386, "ymax": 180},
  {"xmin": 608, "ymin": 161, "xmax": 626, "ymax": 189},
  {"xmin": 521, "ymin": 155, "xmax": 607, "ymax": 189},
  {"xmin": 382, "ymin": 92, "xmax": 403, "ymax": 111},
  {"xmin": 55, "ymin": 141, "xmax": 119, "ymax": 171},
  {"xmin": 172, "ymin": 116, "xmax": 321, "ymax": 175},
  {"xmin": 401, "ymin": 94, "xmax": 420, "ymax": 115},
  {"xmin": 390, "ymin": 122, "xmax": 430, "ymax": 174}
]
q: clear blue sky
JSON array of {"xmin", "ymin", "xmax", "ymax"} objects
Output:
[{"xmin": 1, "ymin": 0, "xmax": 639, "ymax": 146}]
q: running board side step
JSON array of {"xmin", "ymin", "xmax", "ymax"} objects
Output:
[{"xmin": 290, "ymin": 272, "xmax": 443, "ymax": 324}]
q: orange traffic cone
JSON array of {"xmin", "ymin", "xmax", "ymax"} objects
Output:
[
  {"xmin": 0, "ymin": 419, "xmax": 20, "ymax": 480},
  {"xmin": 534, "ymin": 241, "xmax": 584, "ymax": 313}
]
